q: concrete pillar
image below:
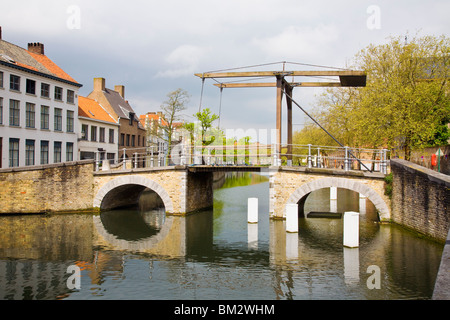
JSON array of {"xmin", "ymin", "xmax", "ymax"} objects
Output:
[
  {"xmin": 248, "ymin": 198, "xmax": 258, "ymax": 223},
  {"xmin": 286, "ymin": 203, "xmax": 298, "ymax": 233},
  {"xmin": 102, "ymin": 160, "xmax": 110, "ymax": 171},
  {"xmin": 343, "ymin": 211, "xmax": 359, "ymax": 248}
]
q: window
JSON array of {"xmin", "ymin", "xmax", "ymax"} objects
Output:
[
  {"xmin": 41, "ymin": 105, "xmax": 49, "ymax": 129},
  {"xmin": 129, "ymin": 112, "xmax": 135, "ymax": 126},
  {"xmin": 109, "ymin": 129, "xmax": 115, "ymax": 143},
  {"xmin": 41, "ymin": 83, "xmax": 50, "ymax": 98},
  {"xmin": 126, "ymin": 134, "xmax": 130, "ymax": 146},
  {"xmin": 40, "ymin": 141, "xmax": 49, "ymax": 165},
  {"xmin": 9, "ymin": 99, "xmax": 20, "ymax": 126},
  {"xmin": 81, "ymin": 124, "xmax": 88, "ymax": 140},
  {"xmin": 91, "ymin": 126, "xmax": 97, "ymax": 141},
  {"xmin": 0, "ymin": 98, "xmax": 3, "ymax": 124},
  {"xmin": 131, "ymin": 135, "xmax": 135, "ymax": 147},
  {"xmin": 54, "ymin": 86, "xmax": 63, "ymax": 101},
  {"xmin": 107, "ymin": 153, "xmax": 115, "ymax": 163},
  {"xmin": 54, "ymin": 141, "xmax": 62, "ymax": 163},
  {"xmin": 66, "ymin": 142, "xmax": 74, "ymax": 162},
  {"xmin": 120, "ymin": 133, "xmax": 125, "ymax": 146},
  {"xmin": 10, "ymin": 74, "xmax": 20, "ymax": 91},
  {"xmin": 138, "ymin": 135, "xmax": 141, "ymax": 147},
  {"xmin": 9, "ymin": 138, "xmax": 19, "ymax": 167},
  {"xmin": 0, "ymin": 71, "xmax": 3, "ymax": 88},
  {"xmin": 25, "ymin": 140, "xmax": 35, "ymax": 166},
  {"xmin": 67, "ymin": 110, "xmax": 74, "ymax": 132},
  {"xmin": 99, "ymin": 127, "xmax": 105, "ymax": 142},
  {"xmin": 67, "ymin": 90, "xmax": 75, "ymax": 104},
  {"xmin": 26, "ymin": 79, "xmax": 36, "ymax": 95},
  {"xmin": 54, "ymin": 108, "xmax": 62, "ymax": 131},
  {"xmin": 26, "ymin": 103, "xmax": 35, "ymax": 128}
]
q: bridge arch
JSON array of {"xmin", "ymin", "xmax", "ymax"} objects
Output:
[
  {"xmin": 286, "ymin": 177, "xmax": 390, "ymax": 221},
  {"xmin": 93, "ymin": 175, "xmax": 174, "ymax": 213}
]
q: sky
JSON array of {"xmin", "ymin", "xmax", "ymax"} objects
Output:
[{"xmin": 1, "ymin": 0, "xmax": 449, "ymax": 142}]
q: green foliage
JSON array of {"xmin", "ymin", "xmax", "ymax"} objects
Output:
[
  {"xmin": 194, "ymin": 108, "xmax": 219, "ymax": 146},
  {"xmin": 384, "ymin": 172, "xmax": 393, "ymax": 199},
  {"xmin": 296, "ymin": 34, "xmax": 450, "ymax": 160}
]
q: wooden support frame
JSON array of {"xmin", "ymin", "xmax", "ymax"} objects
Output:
[{"xmin": 195, "ymin": 68, "xmax": 367, "ymax": 164}]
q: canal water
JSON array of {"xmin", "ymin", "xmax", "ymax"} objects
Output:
[{"xmin": 0, "ymin": 172, "xmax": 444, "ymax": 300}]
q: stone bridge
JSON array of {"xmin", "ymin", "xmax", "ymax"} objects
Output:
[
  {"xmin": 0, "ymin": 161, "xmax": 391, "ymax": 221},
  {"xmin": 91, "ymin": 165, "xmax": 390, "ymax": 220}
]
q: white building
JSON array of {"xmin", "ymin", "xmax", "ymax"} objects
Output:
[
  {"xmin": 78, "ymin": 96, "xmax": 119, "ymax": 164},
  {"xmin": 0, "ymin": 30, "xmax": 82, "ymax": 169}
]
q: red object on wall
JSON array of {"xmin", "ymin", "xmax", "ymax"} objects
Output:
[{"xmin": 431, "ymin": 154, "xmax": 437, "ymax": 166}]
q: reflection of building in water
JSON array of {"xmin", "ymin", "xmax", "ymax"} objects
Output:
[
  {"xmin": 0, "ymin": 260, "xmax": 72, "ymax": 300},
  {"xmin": 0, "ymin": 213, "xmax": 94, "ymax": 299}
]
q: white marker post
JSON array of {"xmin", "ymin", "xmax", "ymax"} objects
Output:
[
  {"xmin": 343, "ymin": 211, "xmax": 359, "ymax": 248},
  {"xmin": 248, "ymin": 198, "xmax": 258, "ymax": 224},
  {"xmin": 286, "ymin": 204, "xmax": 299, "ymax": 233}
]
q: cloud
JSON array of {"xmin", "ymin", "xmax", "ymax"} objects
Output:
[
  {"xmin": 252, "ymin": 24, "xmax": 340, "ymax": 61},
  {"xmin": 156, "ymin": 44, "xmax": 211, "ymax": 78}
]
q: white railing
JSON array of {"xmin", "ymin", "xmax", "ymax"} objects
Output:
[{"xmin": 95, "ymin": 143, "xmax": 390, "ymax": 174}]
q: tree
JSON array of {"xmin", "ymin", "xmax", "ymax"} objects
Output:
[
  {"xmin": 191, "ymin": 108, "xmax": 219, "ymax": 164},
  {"xmin": 158, "ymin": 89, "xmax": 190, "ymax": 163},
  {"xmin": 310, "ymin": 34, "xmax": 450, "ymax": 160},
  {"xmin": 194, "ymin": 108, "xmax": 219, "ymax": 146}
]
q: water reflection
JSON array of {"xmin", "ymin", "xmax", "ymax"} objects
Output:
[
  {"xmin": 0, "ymin": 173, "xmax": 444, "ymax": 300},
  {"xmin": 100, "ymin": 209, "xmax": 165, "ymax": 242}
]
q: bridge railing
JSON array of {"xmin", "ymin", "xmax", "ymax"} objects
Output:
[{"xmin": 96, "ymin": 143, "xmax": 390, "ymax": 174}]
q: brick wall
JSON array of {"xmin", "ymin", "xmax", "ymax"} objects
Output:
[
  {"xmin": 391, "ymin": 159, "xmax": 450, "ymax": 243},
  {"xmin": 0, "ymin": 160, "xmax": 96, "ymax": 214}
]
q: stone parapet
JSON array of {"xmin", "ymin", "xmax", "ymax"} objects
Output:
[{"xmin": 391, "ymin": 159, "xmax": 450, "ymax": 243}]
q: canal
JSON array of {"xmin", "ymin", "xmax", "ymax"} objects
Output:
[{"xmin": 0, "ymin": 172, "xmax": 444, "ymax": 300}]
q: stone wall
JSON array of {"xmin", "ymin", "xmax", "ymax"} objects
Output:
[
  {"xmin": 0, "ymin": 160, "xmax": 96, "ymax": 214},
  {"xmin": 391, "ymin": 159, "xmax": 450, "ymax": 243}
]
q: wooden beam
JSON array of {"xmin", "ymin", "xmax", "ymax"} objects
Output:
[
  {"xmin": 285, "ymin": 85, "xmax": 293, "ymax": 161},
  {"xmin": 195, "ymin": 70, "xmax": 366, "ymax": 79},
  {"xmin": 276, "ymin": 76, "xmax": 283, "ymax": 157},
  {"xmin": 213, "ymin": 82, "xmax": 342, "ymax": 88}
]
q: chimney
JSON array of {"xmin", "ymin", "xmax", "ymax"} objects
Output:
[
  {"xmin": 27, "ymin": 42, "xmax": 45, "ymax": 55},
  {"xmin": 115, "ymin": 85, "xmax": 125, "ymax": 98},
  {"xmin": 94, "ymin": 78, "xmax": 106, "ymax": 92}
]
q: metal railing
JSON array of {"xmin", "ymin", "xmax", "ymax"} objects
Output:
[{"xmin": 95, "ymin": 143, "xmax": 390, "ymax": 174}]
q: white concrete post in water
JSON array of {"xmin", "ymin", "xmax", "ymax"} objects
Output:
[
  {"xmin": 248, "ymin": 198, "xmax": 258, "ymax": 223},
  {"xmin": 286, "ymin": 203, "xmax": 299, "ymax": 233},
  {"xmin": 343, "ymin": 211, "xmax": 359, "ymax": 248}
]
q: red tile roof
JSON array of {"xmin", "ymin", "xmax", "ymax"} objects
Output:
[
  {"xmin": 27, "ymin": 51, "xmax": 78, "ymax": 83},
  {"xmin": 78, "ymin": 96, "xmax": 117, "ymax": 124}
]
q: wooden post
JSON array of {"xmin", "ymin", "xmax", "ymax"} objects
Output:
[
  {"xmin": 285, "ymin": 84, "xmax": 293, "ymax": 163},
  {"xmin": 276, "ymin": 76, "xmax": 283, "ymax": 158}
]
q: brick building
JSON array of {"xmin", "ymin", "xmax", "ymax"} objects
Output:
[{"xmin": 87, "ymin": 77, "xmax": 146, "ymax": 166}]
